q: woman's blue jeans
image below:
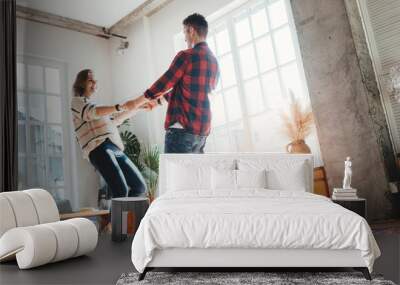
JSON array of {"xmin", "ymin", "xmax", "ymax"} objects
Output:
[{"xmin": 89, "ymin": 139, "xmax": 147, "ymax": 198}]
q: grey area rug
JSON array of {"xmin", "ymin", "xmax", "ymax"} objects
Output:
[{"xmin": 116, "ymin": 272, "xmax": 396, "ymax": 285}]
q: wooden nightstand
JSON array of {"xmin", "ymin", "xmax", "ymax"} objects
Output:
[{"xmin": 332, "ymin": 198, "xmax": 367, "ymax": 219}]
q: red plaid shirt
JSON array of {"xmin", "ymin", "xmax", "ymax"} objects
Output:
[{"xmin": 144, "ymin": 42, "xmax": 219, "ymax": 135}]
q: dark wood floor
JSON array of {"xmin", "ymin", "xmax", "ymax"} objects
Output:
[
  {"xmin": 0, "ymin": 234, "xmax": 135, "ymax": 285},
  {"xmin": 1, "ymin": 231, "xmax": 399, "ymax": 285}
]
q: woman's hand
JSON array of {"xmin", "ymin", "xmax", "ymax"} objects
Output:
[{"xmin": 122, "ymin": 95, "xmax": 148, "ymax": 111}]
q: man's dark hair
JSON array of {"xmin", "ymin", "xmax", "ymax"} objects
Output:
[{"xmin": 183, "ymin": 13, "xmax": 208, "ymax": 37}]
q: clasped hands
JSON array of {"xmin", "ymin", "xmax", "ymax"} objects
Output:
[{"xmin": 119, "ymin": 92, "xmax": 164, "ymax": 112}]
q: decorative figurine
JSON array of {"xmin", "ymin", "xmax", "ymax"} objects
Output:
[{"xmin": 343, "ymin": 157, "xmax": 352, "ymax": 189}]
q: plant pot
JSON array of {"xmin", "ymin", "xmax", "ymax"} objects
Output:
[
  {"xmin": 286, "ymin": 139, "xmax": 311, "ymax": 154},
  {"xmin": 148, "ymin": 194, "xmax": 155, "ymax": 204}
]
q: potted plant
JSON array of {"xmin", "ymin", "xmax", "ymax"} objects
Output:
[
  {"xmin": 281, "ymin": 90, "xmax": 314, "ymax": 154},
  {"xmin": 140, "ymin": 145, "xmax": 160, "ymax": 203},
  {"xmin": 118, "ymin": 119, "xmax": 160, "ymax": 202},
  {"xmin": 119, "ymin": 129, "xmax": 143, "ymax": 171}
]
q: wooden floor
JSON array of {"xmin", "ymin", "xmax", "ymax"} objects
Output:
[
  {"xmin": 0, "ymin": 234, "xmax": 134, "ymax": 285},
  {"xmin": 1, "ymin": 229, "xmax": 399, "ymax": 285},
  {"xmin": 371, "ymin": 219, "xmax": 400, "ymax": 233}
]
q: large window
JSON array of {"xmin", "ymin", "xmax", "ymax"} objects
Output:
[
  {"xmin": 17, "ymin": 56, "xmax": 72, "ymax": 201},
  {"xmin": 205, "ymin": 0, "xmax": 313, "ymax": 153}
]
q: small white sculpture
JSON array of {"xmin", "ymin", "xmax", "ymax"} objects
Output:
[{"xmin": 342, "ymin": 157, "xmax": 352, "ymax": 189}]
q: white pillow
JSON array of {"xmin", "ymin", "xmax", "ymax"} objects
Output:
[
  {"xmin": 266, "ymin": 164, "xmax": 307, "ymax": 191},
  {"xmin": 167, "ymin": 162, "xmax": 211, "ymax": 191},
  {"xmin": 211, "ymin": 168, "xmax": 236, "ymax": 190},
  {"xmin": 237, "ymin": 159, "xmax": 309, "ymax": 192},
  {"xmin": 236, "ymin": 169, "xmax": 267, "ymax": 189}
]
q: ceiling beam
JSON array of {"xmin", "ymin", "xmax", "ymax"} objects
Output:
[
  {"xmin": 16, "ymin": 5, "xmax": 111, "ymax": 39},
  {"xmin": 110, "ymin": 0, "xmax": 174, "ymax": 34}
]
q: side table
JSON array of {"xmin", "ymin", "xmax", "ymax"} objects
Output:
[
  {"xmin": 111, "ymin": 197, "xmax": 149, "ymax": 242},
  {"xmin": 332, "ymin": 198, "xmax": 367, "ymax": 219}
]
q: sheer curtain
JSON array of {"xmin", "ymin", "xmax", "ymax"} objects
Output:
[{"xmin": 0, "ymin": 0, "xmax": 18, "ymax": 192}]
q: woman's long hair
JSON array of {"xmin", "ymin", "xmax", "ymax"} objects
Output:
[{"xmin": 73, "ymin": 69, "xmax": 92, "ymax": 96}]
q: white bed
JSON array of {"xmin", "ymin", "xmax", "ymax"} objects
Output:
[{"xmin": 131, "ymin": 153, "xmax": 380, "ymax": 280}]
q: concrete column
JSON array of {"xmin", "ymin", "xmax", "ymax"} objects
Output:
[{"xmin": 290, "ymin": 0, "xmax": 391, "ymax": 220}]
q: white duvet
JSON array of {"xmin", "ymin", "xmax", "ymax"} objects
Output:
[{"xmin": 131, "ymin": 190, "xmax": 380, "ymax": 273}]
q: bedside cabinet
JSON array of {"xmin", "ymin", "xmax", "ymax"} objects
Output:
[{"xmin": 332, "ymin": 198, "xmax": 367, "ymax": 219}]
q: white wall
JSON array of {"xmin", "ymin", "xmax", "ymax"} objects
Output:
[{"xmin": 17, "ymin": 18, "xmax": 114, "ymax": 209}]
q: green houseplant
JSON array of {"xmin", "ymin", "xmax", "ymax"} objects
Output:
[
  {"xmin": 118, "ymin": 119, "xmax": 160, "ymax": 202},
  {"xmin": 140, "ymin": 145, "xmax": 160, "ymax": 202},
  {"xmin": 119, "ymin": 130, "xmax": 143, "ymax": 171}
]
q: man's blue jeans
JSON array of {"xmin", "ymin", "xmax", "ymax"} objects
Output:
[
  {"xmin": 89, "ymin": 139, "xmax": 147, "ymax": 198},
  {"xmin": 164, "ymin": 128, "xmax": 207, "ymax": 153}
]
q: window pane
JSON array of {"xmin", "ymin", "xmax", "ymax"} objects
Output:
[
  {"xmin": 268, "ymin": 0, "xmax": 288, "ymax": 29},
  {"xmin": 27, "ymin": 65, "xmax": 44, "ymax": 91},
  {"xmin": 250, "ymin": 113, "xmax": 285, "ymax": 151},
  {"xmin": 18, "ymin": 156, "xmax": 27, "ymax": 190},
  {"xmin": 235, "ymin": 16, "xmax": 252, "ymax": 46},
  {"xmin": 48, "ymin": 125, "xmax": 63, "ymax": 154},
  {"xmin": 210, "ymin": 93, "xmax": 227, "ymax": 127},
  {"xmin": 29, "ymin": 95, "xmax": 45, "ymax": 122},
  {"xmin": 30, "ymin": 124, "xmax": 45, "ymax": 154},
  {"xmin": 17, "ymin": 92, "xmax": 26, "ymax": 120},
  {"xmin": 17, "ymin": 63, "xmax": 25, "ymax": 90},
  {"xmin": 47, "ymin": 96, "xmax": 62, "ymax": 124},
  {"xmin": 18, "ymin": 124, "xmax": 26, "ymax": 154},
  {"xmin": 48, "ymin": 157, "xmax": 64, "ymax": 187},
  {"xmin": 45, "ymin": 67, "xmax": 61, "ymax": 94},
  {"xmin": 219, "ymin": 54, "xmax": 236, "ymax": 88},
  {"xmin": 239, "ymin": 44, "xmax": 258, "ymax": 79},
  {"xmin": 274, "ymin": 26, "xmax": 295, "ymax": 64},
  {"xmin": 230, "ymin": 122, "xmax": 246, "ymax": 151},
  {"xmin": 256, "ymin": 36, "xmax": 276, "ymax": 72},
  {"xmin": 207, "ymin": 36, "xmax": 217, "ymax": 55},
  {"xmin": 215, "ymin": 77, "xmax": 222, "ymax": 92},
  {"xmin": 203, "ymin": 135, "xmax": 215, "ymax": 152},
  {"xmin": 212, "ymin": 127, "xmax": 233, "ymax": 152},
  {"xmin": 244, "ymin": 78, "xmax": 264, "ymax": 114},
  {"xmin": 262, "ymin": 71, "xmax": 284, "ymax": 107},
  {"xmin": 224, "ymin": 87, "xmax": 242, "ymax": 122},
  {"xmin": 281, "ymin": 62, "xmax": 304, "ymax": 98},
  {"xmin": 251, "ymin": 7, "xmax": 269, "ymax": 37},
  {"xmin": 28, "ymin": 157, "xmax": 46, "ymax": 187},
  {"xmin": 215, "ymin": 28, "xmax": 231, "ymax": 55}
]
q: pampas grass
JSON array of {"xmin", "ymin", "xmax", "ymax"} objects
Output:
[{"xmin": 281, "ymin": 90, "xmax": 314, "ymax": 142}]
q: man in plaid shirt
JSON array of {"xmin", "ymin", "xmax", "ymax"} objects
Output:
[{"xmin": 141, "ymin": 13, "xmax": 219, "ymax": 153}]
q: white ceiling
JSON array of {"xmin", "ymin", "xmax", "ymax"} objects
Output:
[{"xmin": 17, "ymin": 0, "xmax": 147, "ymax": 27}]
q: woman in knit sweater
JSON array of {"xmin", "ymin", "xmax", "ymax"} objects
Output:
[{"xmin": 71, "ymin": 69, "xmax": 151, "ymax": 198}]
